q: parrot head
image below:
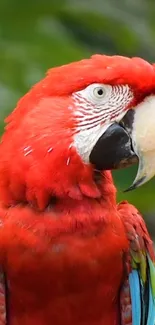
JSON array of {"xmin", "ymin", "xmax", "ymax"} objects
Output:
[{"xmin": 1, "ymin": 54, "xmax": 155, "ymax": 209}]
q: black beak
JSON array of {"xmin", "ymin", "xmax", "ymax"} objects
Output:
[{"xmin": 89, "ymin": 109, "xmax": 138, "ymax": 171}]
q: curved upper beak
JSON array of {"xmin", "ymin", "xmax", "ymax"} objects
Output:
[{"xmin": 89, "ymin": 95, "xmax": 155, "ymax": 191}]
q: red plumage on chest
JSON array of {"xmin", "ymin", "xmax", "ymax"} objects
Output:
[{"xmin": 0, "ymin": 199, "xmax": 128, "ymax": 325}]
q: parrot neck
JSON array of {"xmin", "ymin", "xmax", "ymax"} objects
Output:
[
  {"xmin": 0, "ymin": 167, "xmax": 116, "ymax": 212},
  {"xmin": 53, "ymin": 170, "xmax": 117, "ymax": 211},
  {"xmin": 0, "ymin": 128, "xmax": 116, "ymax": 211},
  {"xmin": 0, "ymin": 112, "xmax": 117, "ymax": 211}
]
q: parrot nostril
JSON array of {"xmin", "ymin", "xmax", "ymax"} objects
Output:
[
  {"xmin": 119, "ymin": 109, "xmax": 136, "ymax": 153},
  {"xmin": 119, "ymin": 121, "xmax": 134, "ymax": 153},
  {"xmin": 119, "ymin": 109, "xmax": 135, "ymax": 135}
]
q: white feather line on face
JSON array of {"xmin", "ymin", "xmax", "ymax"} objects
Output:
[
  {"xmin": 72, "ymin": 83, "xmax": 134, "ymax": 163},
  {"xmin": 74, "ymin": 123, "xmax": 112, "ymax": 163},
  {"xmin": 74, "ymin": 110, "xmax": 127, "ymax": 163}
]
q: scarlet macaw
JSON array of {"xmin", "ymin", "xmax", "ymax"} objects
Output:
[{"xmin": 0, "ymin": 54, "xmax": 155, "ymax": 325}]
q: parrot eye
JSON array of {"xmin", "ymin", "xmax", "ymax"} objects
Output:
[
  {"xmin": 89, "ymin": 84, "xmax": 111, "ymax": 103},
  {"xmin": 74, "ymin": 83, "xmax": 111, "ymax": 105},
  {"xmin": 93, "ymin": 86, "xmax": 106, "ymax": 99}
]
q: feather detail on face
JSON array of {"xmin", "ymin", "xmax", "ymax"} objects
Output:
[{"xmin": 1, "ymin": 54, "xmax": 155, "ymax": 209}]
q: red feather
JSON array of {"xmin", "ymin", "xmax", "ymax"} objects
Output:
[
  {"xmin": 0, "ymin": 55, "xmax": 155, "ymax": 324},
  {"xmin": 0, "ymin": 192, "xmax": 128, "ymax": 325}
]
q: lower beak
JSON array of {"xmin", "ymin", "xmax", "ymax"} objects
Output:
[{"xmin": 89, "ymin": 96, "xmax": 155, "ymax": 191}]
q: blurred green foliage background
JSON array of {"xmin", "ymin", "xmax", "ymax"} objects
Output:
[{"xmin": 0, "ymin": 0, "xmax": 155, "ymax": 234}]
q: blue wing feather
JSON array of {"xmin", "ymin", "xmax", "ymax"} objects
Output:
[
  {"xmin": 129, "ymin": 270, "xmax": 141, "ymax": 325},
  {"xmin": 118, "ymin": 201, "xmax": 155, "ymax": 325},
  {"xmin": 147, "ymin": 282, "xmax": 155, "ymax": 325},
  {"xmin": 147, "ymin": 255, "xmax": 155, "ymax": 325}
]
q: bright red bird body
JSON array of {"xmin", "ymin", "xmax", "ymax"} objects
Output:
[
  {"xmin": 0, "ymin": 54, "xmax": 155, "ymax": 325},
  {"xmin": 0, "ymin": 187, "xmax": 128, "ymax": 325}
]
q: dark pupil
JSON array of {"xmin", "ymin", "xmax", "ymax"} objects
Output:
[{"xmin": 97, "ymin": 88, "xmax": 103, "ymax": 96}]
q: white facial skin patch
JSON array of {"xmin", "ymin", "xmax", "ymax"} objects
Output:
[{"xmin": 72, "ymin": 83, "xmax": 134, "ymax": 163}]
